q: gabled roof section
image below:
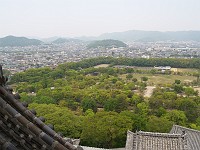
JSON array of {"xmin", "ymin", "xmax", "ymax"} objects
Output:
[
  {"xmin": 126, "ymin": 130, "xmax": 185, "ymax": 150},
  {"xmin": 0, "ymin": 65, "xmax": 79, "ymax": 150},
  {"xmin": 170, "ymin": 125, "xmax": 200, "ymax": 150}
]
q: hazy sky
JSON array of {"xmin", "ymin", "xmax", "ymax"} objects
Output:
[{"xmin": 1, "ymin": 0, "xmax": 200, "ymax": 38}]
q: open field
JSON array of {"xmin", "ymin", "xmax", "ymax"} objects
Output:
[
  {"xmin": 131, "ymin": 67, "xmax": 199, "ymax": 74},
  {"xmin": 173, "ymin": 68, "xmax": 199, "ymax": 73},
  {"xmin": 93, "ymin": 64, "xmax": 199, "ymax": 85},
  {"xmin": 120, "ymin": 73, "xmax": 197, "ymax": 85},
  {"xmin": 94, "ymin": 64, "xmax": 110, "ymax": 68},
  {"xmin": 114, "ymin": 65, "xmax": 199, "ymax": 73}
]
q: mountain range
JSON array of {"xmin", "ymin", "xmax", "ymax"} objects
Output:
[
  {"xmin": 1, "ymin": 30, "xmax": 200, "ymax": 47},
  {"xmin": 0, "ymin": 36, "xmax": 43, "ymax": 47},
  {"xmin": 77, "ymin": 30, "xmax": 200, "ymax": 42}
]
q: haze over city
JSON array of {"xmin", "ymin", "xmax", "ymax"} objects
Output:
[{"xmin": 1, "ymin": 0, "xmax": 200, "ymax": 38}]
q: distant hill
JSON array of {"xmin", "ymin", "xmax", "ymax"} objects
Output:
[
  {"xmin": 0, "ymin": 36, "xmax": 43, "ymax": 47},
  {"xmin": 87, "ymin": 39, "xmax": 127, "ymax": 49},
  {"xmin": 78, "ymin": 30, "xmax": 200, "ymax": 42},
  {"xmin": 52, "ymin": 38, "xmax": 81, "ymax": 44},
  {"xmin": 40, "ymin": 36, "xmax": 61, "ymax": 43},
  {"xmin": 99, "ymin": 30, "xmax": 200, "ymax": 42}
]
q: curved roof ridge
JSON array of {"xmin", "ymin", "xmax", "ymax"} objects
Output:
[
  {"xmin": 137, "ymin": 130, "xmax": 182, "ymax": 137},
  {"xmin": 172, "ymin": 124, "xmax": 200, "ymax": 133},
  {"xmin": 80, "ymin": 145, "xmax": 110, "ymax": 150}
]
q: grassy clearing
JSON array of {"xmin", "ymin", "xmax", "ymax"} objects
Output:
[
  {"xmin": 120, "ymin": 73, "xmax": 197, "ymax": 86},
  {"xmin": 132, "ymin": 67, "xmax": 199, "ymax": 73},
  {"xmin": 118, "ymin": 66, "xmax": 198, "ymax": 85},
  {"xmin": 174, "ymin": 68, "xmax": 199, "ymax": 73},
  {"xmin": 94, "ymin": 64, "xmax": 110, "ymax": 68},
  {"xmin": 114, "ymin": 65, "xmax": 199, "ymax": 73}
]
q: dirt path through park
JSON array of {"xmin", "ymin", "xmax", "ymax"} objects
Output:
[{"xmin": 144, "ymin": 86, "xmax": 156, "ymax": 97}]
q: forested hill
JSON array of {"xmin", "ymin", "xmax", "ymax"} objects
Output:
[
  {"xmin": 0, "ymin": 36, "xmax": 43, "ymax": 47},
  {"xmin": 87, "ymin": 39, "xmax": 127, "ymax": 49}
]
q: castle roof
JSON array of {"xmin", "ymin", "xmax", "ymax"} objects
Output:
[
  {"xmin": 170, "ymin": 125, "xmax": 200, "ymax": 150},
  {"xmin": 126, "ymin": 130, "xmax": 186, "ymax": 150}
]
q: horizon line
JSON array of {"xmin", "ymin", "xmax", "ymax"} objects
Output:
[{"xmin": 1, "ymin": 29, "xmax": 200, "ymax": 39}]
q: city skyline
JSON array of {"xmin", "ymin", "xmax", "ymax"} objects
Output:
[{"xmin": 1, "ymin": 0, "xmax": 200, "ymax": 38}]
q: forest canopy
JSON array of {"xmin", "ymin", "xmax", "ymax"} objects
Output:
[{"xmin": 10, "ymin": 57, "xmax": 200, "ymax": 148}]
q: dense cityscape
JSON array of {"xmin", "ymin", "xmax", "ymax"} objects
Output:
[{"xmin": 1, "ymin": 40, "xmax": 200, "ymax": 73}]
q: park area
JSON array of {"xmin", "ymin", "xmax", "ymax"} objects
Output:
[{"xmin": 120, "ymin": 73, "xmax": 197, "ymax": 85}]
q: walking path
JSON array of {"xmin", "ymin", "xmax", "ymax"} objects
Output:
[{"xmin": 144, "ymin": 86, "xmax": 156, "ymax": 97}]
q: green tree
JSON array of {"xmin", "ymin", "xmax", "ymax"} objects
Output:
[
  {"xmin": 33, "ymin": 96, "xmax": 56, "ymax": 104},
  {"xmin": 104, "ymin": 98, "xmax": 118, "ymax": 112},
  {"xmin": 184, "ymin": 87, "xmax": 197, "ymax": 97},
  {"xmin": 173, "ymin": 84, "xmax": 183, "ymax": 93},
  {"xmin": 141, "ymin": 76, "xmax": 148, "ymax": 82},
  {"xmin": 20, "ymin": 92, "xmax": 34, "ymax": 103},
  {"xmin": 132, "ymin": 78, "xmax": 138, "ymax": 82},
  {"xmin": 81, "ymin": 111, "xmax": 132, "ymax": 148},
  {"xmin": 124, "ymin": 82, "xmax": 135, "ymax": 91},
  {"xmin": 146, "ymin": 116, "xmax": 173, "ymax": 133},
  {"xmin": 176, "ymin": 98, "xmax": 198, "ymax": 122},
  {"xmin": 29, "ymin": 103, "xmax": 82, "ymax": 138},
  {"xmin": 115, "ymin": 93, "xmax": 128, "ymax": 113},
  {"xmin": 174, "ymin": 79, "xmax": 181, "ymax": 84},
  {"xmin": 129, "ymin": 94, "xmax": 143, "ymax": 107},
  {"xmin": 126, "ymin": 74, "xmax": 133, "ymax": 80},
  {"xmin": 154, "ymin": 107, "xmax": 167, "ymax": 117},
  {"xmin": 85, "ymin": 109, "xmax": 95, "ymax": 117},
  {"xmin": 81, "ymin": 98, "xmax": 97, "ymax": 112},
  {"xmin": 163, "ymin": 110, "xmax": 187, "ymax": 126}
]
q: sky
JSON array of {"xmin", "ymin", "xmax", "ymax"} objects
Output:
[{"xmin": 1, "ymin": 0, "xmax": 200, "ymax": 38}]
